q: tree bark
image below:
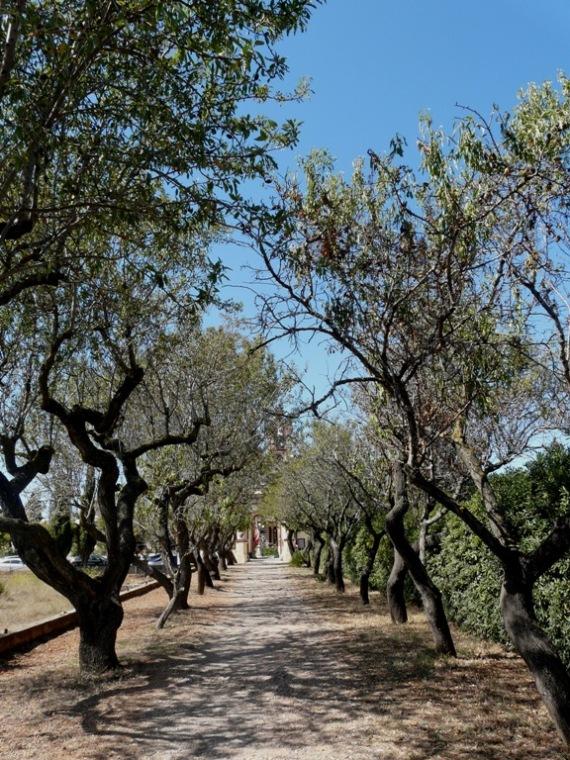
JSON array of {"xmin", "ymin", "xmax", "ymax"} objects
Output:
[
  {"xmin": 76, "ymin": 595, "xmax": 124, "ymax": 674},
  {"xmin": 360, "ymin": 530, "xmax": 383, "ymax": 605},
  {"xmin": 78, "ymin": 466, "xmax": 97, "ymax": 564},
  {"xmin": 223, "ymin": 548, "xmax": 237, "ymax": 566},
  {"xmin": 197, "ymin": 567, "xmax": 206, "ymax": 595},
  {"xmin": 173, "ymin": 519, "xmax": 192, "ymax": 610},
  {"xmin": 227, "ymin": 549, "xmax": 237, "ymax": 566},
  {"xmin": 330, "ymin": 537, "xmax": 345, "ymax": 592},
  {"xmin": 501, "ymin": 565, "xmax": 570, "ymax": 746},
  {"xmin": 286, "ymin": 528, "xmax": 296, "ymax": 557},
  {"xmin": 210, "ymin": 554, "xmax": 221, "ymax": 580},
  {"xmin": 326, "ymin": 540, "xmax": 336, "ymax": 585},
  {"xmin": 204, "ymin": 551, "xmax": 220, "ymax": 580},
  {"xmin": 387, "ymin": 463, "xmax": 456, "ymax": 656},
  {"xmin": 302, "ymin": 539, "xmax": 313, "ymax": 568},
  {"xmin": 156, "ymin": 594, "xmax": 180, "ymax": 630},
  {"xmin": 176, "ymin": 553, "xmax": 192, "ymax": 610},
  {"xmin": 195, "ymin": 552, "xmax": 213, "ymax": 591},
  {"xmin": 155, "ymin": 558, "xmax": 192, "ymax": 630},
  {"xmin": 387, "ymin": 545, "xmax": 408, "ymax": 623},
  {"xmin": 313, "ymin": 535, "xmax": 324, "ymax": 576}
]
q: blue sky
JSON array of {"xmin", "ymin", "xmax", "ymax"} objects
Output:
[
  {"xmin": 278, "ymin": 0, "xmax": 570, "ymax": 170},
  {"xmin": 210, "ymin": 0, "xmax": 570, "ymax": 396}
]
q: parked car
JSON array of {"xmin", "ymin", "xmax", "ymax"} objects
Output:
[
  {"xmin": 67, "ymin": 553, "xmax": 108, "ymax": 568},
  {"xmin": 0, "ymin": 555, "xmax": 28, "ymax": 572},
  {"xmin": 87, "ymin": 554, "xmax": 108, "ymax": 567},
  {"xmin": 146, "ymin": 553, "xmax": 164, "ymax": 568}
]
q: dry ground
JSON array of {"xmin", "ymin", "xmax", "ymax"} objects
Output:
[{"xmin": 0, "ymin": 559, "xmax": 566, "ymax": 760}]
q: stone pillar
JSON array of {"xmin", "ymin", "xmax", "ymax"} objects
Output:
[
  {"xmin": 279, "ymin": 524, "xmax": 292, "ymax": 563},
  {"xmin": 233, "ymin": 531, "xmax": 249, "ymax": 564}
]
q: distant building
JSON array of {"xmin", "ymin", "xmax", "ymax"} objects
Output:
[{"xmin": 233, "ymin": 418, "xmax": 307, "ymax": 563}]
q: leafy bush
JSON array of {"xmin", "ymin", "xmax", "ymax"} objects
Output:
[
  {"xmin": 534, "ymin": 559, "xmax": 570, "ymax": 665},
  {"xmin": 0, "ymin": 531, "xmax": 11, "ymax": 555},
  {"xmin": 428, "ymin": 452, "xmax": 570, "ymax": 667},
  {"xmin": 290, "ymin": 550, "xmax": 305, "ymax": 567},
  {"xmin": 0, "ymin": 579, "xmax": 5, "ymax": 597},
  {"xmin": 262, "ymin": 546, "xmax": 279, "ymax": 558},
  {"xmin": 48, "ymin": 512, "xmax": 73, "ymax": 557},
  {"xmin": 427, "ymin": 508, "xmax": 507, "ymax": 644}
]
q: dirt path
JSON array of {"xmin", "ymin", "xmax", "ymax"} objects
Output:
[{"xmin": 0, "ymin": 558, "xmax": 566, "ymax": 759}]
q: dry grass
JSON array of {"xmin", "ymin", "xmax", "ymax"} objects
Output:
[
  {"xmin": 292, "ymin": 574, "xmax": 566, "ymax": 759},
  {"xmin": 0, "ymin": 571, "xmax": 149, "ymax": 631},
  {"xmin": 0, "ymin": 572, "xmax": 70, "ymax": 630},
  {"xmin": 0, "ymin": 561, "xmax": 568, "ymax": 760}
]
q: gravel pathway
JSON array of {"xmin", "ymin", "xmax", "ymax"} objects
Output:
[
  {"xmin": 86, "ymin": 558, "xmax": 386, "ymax": 760},
  {"xmin": 1, "ymin": 557, "xmax": 564, "ymax": 759}
]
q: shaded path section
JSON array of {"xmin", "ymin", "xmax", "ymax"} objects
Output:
[
  {"xmin": 1, "ymin": 558, "xmax": 564, "ymax": 759},
  {"xmin": 68, "ymin": 560, "xmax": 562, "ymax": 759}
]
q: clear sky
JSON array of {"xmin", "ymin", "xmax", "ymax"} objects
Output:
[{"xmin": 210, "ymin": 0, "xmax": 570, "ymax": 396}]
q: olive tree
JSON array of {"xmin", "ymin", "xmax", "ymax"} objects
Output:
[{"xmin": 0, "ymin": 0, "xmax": 320, "ymax": 304}]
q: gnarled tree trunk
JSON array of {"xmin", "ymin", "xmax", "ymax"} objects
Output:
[
  {"xmin": 313, "ymin": 534, "xmax": 324, "ymax": 576},
  {"xmin": 76, "ymin": 595, "xmax": 124, "ymax": 674},
  {"xmin": 195, "ymin": 552, "xmax": 213, "ymax": 593},
  {"xmin": 330, "ymin": 536, "xmax": 345, "ymax": 592},
  {"xmin": 204, "ymin": 551, "xmax": 220, "ymax": 580},
  {"xmin": 326, "ymin": 541, "xmax": 336, "ymax": 585},
  {"xmin": 197, "ymin": 567, "xmax": 206, "ymax": 595},
  {"xmin": 360, "ymin": 528, "xmax": 384, "ymax": 605},
  {"xmin": 501, "ymin": 565, "xmax": 570, "ymax": 745},
  {"xmin": 224, "ymin": 548, "xmax": 237, "ymax": 566},
  {"xmin": 387, "ymin": 545, "xmax": 408, "ymax": 623},
  {"xmin": 286, "ymin": 528, "xmax": 296, "ymax": 557},
  {"xmin": 156, "ymin": 561, "xmax": 192, "ymax": 629},
  {"xmin": 173, "ymin": 518, "xmax": 192, "ymax": 610},
  {"xmin": 302, "ymin": 539, "xmax": 313, "ymax": 568},
  {"xmin": 387, "ymin": 463, "xmax": 456, "ymax": 656}
]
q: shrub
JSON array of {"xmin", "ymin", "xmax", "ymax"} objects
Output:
[
  {"xmin": 428, "ymin": 501, "xmax": 570, "ymax": 666},
  {"xmin": 290, "ymin": 550, "xmax": 305, "ymax": 567},
  {"xmin": 48, "ymin": 512, "xmax": 73, "ymax": 557},
  {"xmin": 261, "ymin": 546, "xmax": 279, "ymax": 558},
  {"xmin": 427, "ymin": 509, "xmax": 506, "ymax": 645}
]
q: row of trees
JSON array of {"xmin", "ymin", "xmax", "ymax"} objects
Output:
[
  {"xmin": 257, "ymin": 78, "xmax": 570, "ymax": 745},
  {"xmin": 0, "ymin": 0, "xmax": 319, "ymax": 673},
  {"xmin": 270, "ymin": 422, "xmax": 570, "ymax": 724}
]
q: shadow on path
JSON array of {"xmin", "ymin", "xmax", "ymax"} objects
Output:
[{"xmin": 45, "ymin": 559, "xmax": 562, "ymax": 760}]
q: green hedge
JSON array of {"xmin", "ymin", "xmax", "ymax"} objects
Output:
[{"xmin": 427, "ymin": 487, "xmax": 570, "ymax": 666}]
